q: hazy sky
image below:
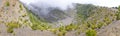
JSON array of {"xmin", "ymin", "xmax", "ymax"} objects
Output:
[{"xmin": 20, "ymin": 0, "xmax": 120, "ymax": 7}]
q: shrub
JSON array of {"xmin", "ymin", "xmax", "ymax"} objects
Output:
[
  {"xmin": 103, "ymin": 17, "xmax": 111, "ymax": 24},
  {"xmin": 116, "ymin": 12, "xmax": 120, "ymax": 20},
  {"xmin": 116, "ymin": 6, "xmax": 120, "ymax": 20},
  {"xmin": 91, "ymin": 24, "xmax": 97, "ymax": 29},
  {"xmin": 58, "ymin": 31, "xmax": 66, "ymax": 36},
  {"xmin": 6, "ymin": 22, "xmax": 21, "ymax": 33},
  {"xmin": 97, "ymin": 22, "xmax": 104, "ymax": 29},
  {"xmin": 6, "ymin": 1, "xmax": 10, "ymax": 6},
  {"xmin": 58, "ymin": 26, "xmax": 67, "ymax": 36},
  {"xmin": 19, "ymin": 4, "xmax": 23, "ymax": 10},
  {"xmin": 65, "ymin": 24, "xmax": 78, "ymax": 31},
  {"xmin": 86, "ymin": 29, "xmax": 97, "ymax": 36}
]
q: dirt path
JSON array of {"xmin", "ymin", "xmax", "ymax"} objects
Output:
[
  {"xmin": 0, "ymin": 0, "xmax": 1, "ymax": 6},
  {"xmin": 97, "ymin": 20, "xmax": 120, "ymax": 36},
  {"xmin": 14, "ymin": 27, "xmax": 56, "ymax": 36}
]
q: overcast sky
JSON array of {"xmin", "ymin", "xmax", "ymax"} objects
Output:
[{"xmin": 20, "ymin": 0, "xmax": 120, "ymax": 7}]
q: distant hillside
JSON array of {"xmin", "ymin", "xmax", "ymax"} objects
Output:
[
  {"xmin": 22, "ymin": 2, "xmax": 74, "ymax": 23},
  {"xmin": 74, "ymin": 4, "xmax": 119, "ymax": 36}
]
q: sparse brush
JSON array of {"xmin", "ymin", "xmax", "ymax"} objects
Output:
[
  {"xmin": 86, "ymin": 29, "xmax": 97, "ymax": 36},
  {"xmin": 6, "ymin": 22, "xmax": 21, "ymax": 33},
  {"xmin": 6, "ymin": 1, "xmax": 10, "ymax": 6},
  {"xmin": 19, "ymin": 4, "xmax": 23, "ymax": 10}
]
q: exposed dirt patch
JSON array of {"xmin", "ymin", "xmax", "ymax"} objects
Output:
[{"xmin": 97, "ymin": 20, "xmax": 120, "ymax": 36}]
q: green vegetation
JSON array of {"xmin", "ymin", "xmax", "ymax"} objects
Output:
[
  {"xmin": 57, "ymin": 26, "xmax": 67, "ymax": 36},
  {"xmin": 97, "ymin": 22, "xmax": 105, "ymax": 29},
  {"xmin": 5, "ymin": 1, "xmax": 10, "ymax": 6},
  {"xmin": 48, "ymin": 23, "xmax": 80, "ymax": 36},
  {"xmin": 6, "ymin": 22, "xmax": 21, "ymax": 33},
  {"xmin": 76, "ymin": 4, "xmax": 97, "ymax": 20},
  {"xmin": 74, "ymin": 4, "xmax": 117, "ymax": 35},
  {"xmin": 25, "ymin": 4, "xmax": 117, "ymax": 36},
  {"xmin": 103, "ymin": 16, "xmax": 111, "ymax": 25},
  {"xmin": 86, "ymin": 29, "xmax": 97, "ymax": 36},
  {"xmin": 65, "ymin": 24, "xmax": 78, "ymax": 31},
  {"xmin": 76, "ymin": 4, "xmax": 117, "ymax": 28},
  {"xmin": 19, "ymin": 4, "xmax": 23, "ymax": 10},
  {"xmin": 11, "ymin": 3, "xmax": 117, "ymax": 36},
  {"xmin": 2, "ymin": 3, "xmax": 118, "ymax": 36},
  {"xmin": 27, "ymin": 11, "xmax": 51, "ymax": 30},
  {"xmin": 116, "ymin": 6, "xmax": 120, "ymax": 20},
  {"xmin": 27, "ymin": 11, "xmax": 70, "ymax": 36}
]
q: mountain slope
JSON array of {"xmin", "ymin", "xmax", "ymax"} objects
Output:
[{"xmin": 0, "ymin": 0, "xmax": 120, "ymax": 36}]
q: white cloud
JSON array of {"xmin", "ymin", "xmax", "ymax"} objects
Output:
[
  {"xmin": 20, "ymin": 0, "xmax": 120, "ymax": 7},
  {"xmin": 73, "ymin": 0, "xmax": 120, "ymax": 7}
]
